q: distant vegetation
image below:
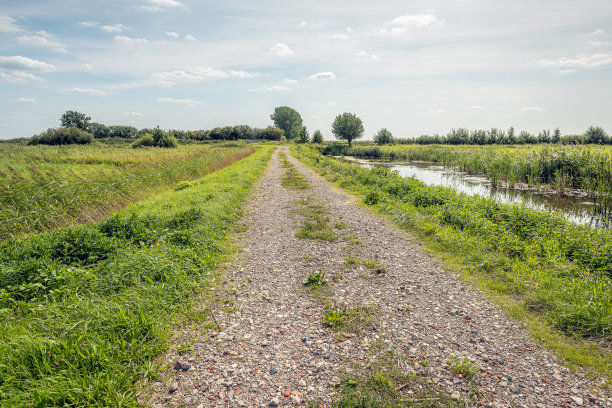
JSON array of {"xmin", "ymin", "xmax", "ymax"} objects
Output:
[
  {"xmin": 380, "ymin": 126, "xmax": 610, "ymax": 146},
  {"xmin": 270, "ymin": 106, "xmax": 303, "ymax": 140}
]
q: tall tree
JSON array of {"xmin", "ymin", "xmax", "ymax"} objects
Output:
[
  {"xmin": 373, "ymin": 128, "xmax": 393, "ymax": 145},
  {"xmin": 311, "ymin": 129, "xmax": 324, "ymax": 143},
  {"xmin": 297, "ymin": 125, "xmax": 310, "ymax": 143},
  {"xmin": 270, "ymin": 106, "xmax": 303, "ymax": 140},
  {"xmin": 331, "ymin": 113, "xmax": 364, "ymax": 147},
  {"xmin": 60, "ymin": 110, "xmax": 91, "ymax": 130}
]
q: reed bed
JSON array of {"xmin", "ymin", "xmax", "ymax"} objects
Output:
[{"xmin": 0, "ymin": 143, "xmax": 256, "ymax": 240}]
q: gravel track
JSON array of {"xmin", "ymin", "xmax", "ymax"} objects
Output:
[{"xmin": 147, "ymin": 147, "xmax": 608, "ymax": 408}]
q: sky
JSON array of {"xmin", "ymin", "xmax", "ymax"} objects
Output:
[{"xmin": 0, "ymin": 0, "xmax": 611, "ymax": 140}]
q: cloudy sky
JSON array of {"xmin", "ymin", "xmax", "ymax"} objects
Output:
[{"xmin": 1, "ymin": 0, "xmax": 611, "ymax": 140}]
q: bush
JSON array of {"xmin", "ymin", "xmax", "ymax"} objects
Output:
[
  {"xmin": 131, "ymin": 134, "xmax": 155, "ymax": 148},
  {"xmin": 108, "ymin": 125, "xmax": 138, "ymax": 139},
  {"xmin": 373, "ymin": 128, "xmax": 393, "ymax": 145},
  {"xmin": 28, "ymin": 127, "xmax": 94, "ymax": 145},
  {"xmin": 311, "ymin": 130, "xmax": 324, "ymax": 144}
]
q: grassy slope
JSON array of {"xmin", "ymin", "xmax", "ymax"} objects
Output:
[
  {"xmin": 0, "ymin": 146, "xmax": 273, "ymax": 407},
  {"xmin": 292, "ymin": 145, "xmax": 612, "ymax": 380},
  {"xmin": 0, "ymin": 142, "xmax": 256, "ymax": 240}
]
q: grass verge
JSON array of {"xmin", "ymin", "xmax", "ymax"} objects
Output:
[
  {"xmin": 292, "ymin": 144, "xmax": 612, "ymax": 380},
  {"xmin": 0, "ymin": 146, "xmax": 273, "ymax": 407}
]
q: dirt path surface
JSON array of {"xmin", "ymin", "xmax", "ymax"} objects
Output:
[{"xmin": 148, "ymin": 147, "xmax": 607, "ymax": 408}]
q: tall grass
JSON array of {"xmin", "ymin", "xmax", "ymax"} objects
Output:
[
  {"xmin": 0, "ymin": 146, "xmax": 273, "ymax": 407},
  {"xmin": 0, "ymin": 142, "xmax": 256, "ymax": 240},
  {"xmin": 325, "ymin": 144, "xmax": 612, "ymax": 217}
]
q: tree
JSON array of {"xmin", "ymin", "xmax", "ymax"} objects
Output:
[
  {"xmin": 311, "ymin": 129, "xmax": 324, "ymax": 143},
  {"xmin": 297, "ymin": 126, "xmax": 310, "ymax": 143},
  {"xmin": 331, "ymin": 112, "xmax": 364, "ymax": 147},
  {"xmin": 88, "ymin": 122, "xmax": 109, "ymax": 138},
  {"xmin": 270, "ymin": 106, "xmax": 303, "ymax": 140},
  {"xmin": 585, "ymin": 126, "xmax": 608, "ymax": 144},
  {"xmin": 552, "ymin": 127, "xmax": 561, "ymax": 144},
  {"xmin": 60, "ymin": 110, "xmax": 91, "ymax": 130},
  {"xmin": 373, "ymin": 128, "xmax": 393, "ymax": 145}
]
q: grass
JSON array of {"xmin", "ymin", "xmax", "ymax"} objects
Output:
[
  {"xmin": 332, "ymin": 350, "xmax": 465, "ymax": 408},
  {"xmin": 321, "ymin": 303, "xmax": 377, "ymax": 334},
  {"xmin": 0, "ymin": 141, "xmax": 256, "ymax": 240},
  {"xmin": 304, "ymin": 271, "xmax": 328, "ymax": 287},
  {"xmin": 293, "ymin": 197, "xmax": 339, "ymax": 241},
  {"xmin": 449, "ymin": 355, "xmax": 480, "ymax": 379},
  {"xmin": 280, "ymin": 152, "xmax": 311, "ymax": 190},
  {"xmin": 0, "ymin": 146, "xmax": 273, "ymax": 407},
  {"xmin": 292, "ymin": 144, "xmax": 612, "ymax": 379}
]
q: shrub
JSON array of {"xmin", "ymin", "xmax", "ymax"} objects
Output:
[
  {"xmin": 28, "ymin": 127, "xmax": 94, "ymax": 145},
  {"xmin": 132, "ymin": 134, "xmax": 155, "ymax": 148},
  {"xmin": 373, "ymin": 128, "xmax": 393, "ymax": 145},
  {"xmin": 311, "ymin": 130, "xmax": 324, "ymax": 144}
]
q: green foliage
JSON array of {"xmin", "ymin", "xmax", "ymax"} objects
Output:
[
  {"xmin": 133, "ymin": 127, "xmax": 177, "ymax": 148},
  {"xmin": 304, "ymin": 271, "xmax": 327, "ymax": 287},
  {"xmin": 0, "ymin": 147, "xmax": 273, "ymax": 406},
  {"xmin": 450, "ymin": 356, "xmax": 479, "ymax": 379},
  {"xmin": 363, "ymin": 191, "xmax": 380, "ymax": 205},
  {"xmin": 271, "ymin": 106, "xmax": 303, "ymax": 140},
  {"xmin": 28, "ymin": 127, "xmax": 94, "ymax": 145},
  {"xmin": 294, "ymin": 198, "xmax": 338, "ymax": 241},
  {"xmin": 88, "ymin": 122, "xmax": 110, "ymax": 138},
  {"xmin": 60, "ymin": 110, "xmax": 91, "ymax": 130},
  {"xmin": 585, "ymin": 126, "xmax": 608, "ymax": 144},
  {"xmin": 373, "ymin": 128, "xmax": 393, "ymax": 145},
  {"xmin": 332, "ymin": 112, "xmax": 364, "ymax": 147},
  {"xmin": 132, "ymin": 133, "xmax": 155, "ymax": 148},
  {"xmin": 297, "ymin": 125, "xmax": 310, "ymax": 143},
  {"xmin": 311, "ymin": 129, "xmax": 324, "ymax": 144}
]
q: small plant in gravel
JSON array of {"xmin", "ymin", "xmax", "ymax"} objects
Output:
[
  {"xmin": 321, "ymin": 307, "xmax": 348, "ymax": 329},
  {"xmin": 450, "ymin": 355, "xmax": 480, "ymax": 379},
  {"xmin": 342, "ymin": 232, "xmax": 362, "ymax": 244},
  {"xmin": 334, "ymin": 222, "xmax": 350, "ymax": 229},
  {"xmin": 333, "ymin": 349, "xmax": 465, "ymax": 407},
  {"xmin": 322, "ymin": 304, "xmax": 377, "ymax": 333},
  {"xmin": 363, "ymin": 258, "xmax": 385, "ymax": 269},
  {"xmin": 177, "ymin": 342, "xmax": 193, "ymax": 355},
  {"xmin": 304, "ymin": 271, "xmax": 328, "ymax": 287},
  {"xmin": 294, "ymin": 198, "xmax": 338, "ymax": 241},
  {"xmin": 282, "ymin": 166, "xmax": 311, "ymax": 190},
  {"xmin": 344, "ymin": 255, "xmax": 361, "ymax": 268}
]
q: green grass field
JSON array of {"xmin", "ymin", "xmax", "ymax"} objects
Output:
[
  {"xmin": 293, "ymin": 144, "xmax": 612, "ymax": 378},
  {"xmin": 0, "ymin": 146, "xmax": 273, "ymax": 407},
  {"xmin": 0, "ymin": 142, "xmax": 256, "ymax": 240}
]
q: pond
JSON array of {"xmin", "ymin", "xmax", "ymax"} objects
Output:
[{"xmin": 354, "ymin": 159, "xmax": 610, "ymax": 230}]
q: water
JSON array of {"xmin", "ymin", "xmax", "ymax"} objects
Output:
[{"xmin": 355, "ymin": 159, "xmax": 609, "ymax": 229}]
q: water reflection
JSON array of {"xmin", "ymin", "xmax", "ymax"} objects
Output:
[{"xmin": 356, "ymin": 159, "xmax": 609, "ymax": 230}]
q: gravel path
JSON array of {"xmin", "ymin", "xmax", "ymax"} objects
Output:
[{"xmin": 147, "ymin": 147, "xmax": 608, "ymax": 408}]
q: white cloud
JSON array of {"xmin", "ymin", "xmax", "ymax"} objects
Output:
[
  {"xmin": 270, "ymin": 43, "xmax": 294, "ymax": 57},
  {"xmin": 284, "ymin": 78, "xmax": 298, "ymax": 84},
  {"xmin": 538, "ymin": 53, "xmax": 612, "ymax": 70},
  {"xmin": 354, "ymin": 51, "xmax": 380, "ymax": 60},
  {"xmin": 139, "ymin": 5, "xmax": 163, "ymax": 12},
  {"xmin": 248, "ymin": 85, "xmax": 293, "ymax": 92},
  {"xmin": 0, "ymin": 72, "xmax": 43, "ymax": 84},
  {"xmin": 589, "ymin": 29, "xmax": 604, "ymax": 36},
  {"xmin": 308, "ymin": 72, "xmax": 336, "ymax": 81},
  {"xmin": 465, "ymin": 105, "xmax": 485, "ymax": 110},
  {"xmin": 114, "ymin": 36, "xmax": 148, "ymax": 45},
  {"xmin": 125, "ymin": 112, "xmax": 144, "ymax": 116},
  {"xmin": 12, "ymin": 97, "xmax": 37, "ymax": 103},
  {"xmin": 184, "ymin": 34, "xmax": 196, "ymax": 41},
  {"xmin": 0, "ymin": 56, "xmax": 56, "ymax": 72},
  {"xmin": 151, "ymin": 67, "xmax": 259, "ymax": 86},
  {"xmin": 166, "ymin": 31, "xmax": 179, "ymax": 38},
  {"xmin": 0, "ymin": 15, "xmax": 22, "ymax": 33},
  {"xmin": 521, "ymin": 107, "xmax": 544, "ymax": 112},
  {"xmin": 101, "ymin": 24, "xmax": 125, "ymax": 33},
  {"xmin": 381, "ymin": 12, "xmax": 444, "ymax": 35},
  {"xmin": 80, "ymin": 21, "xmax": 99, "ymax": 27},
  {"xmin": 84, "ymin": 63, "xmax": 93, "ymax": 70},
  {"xmin": 425, "ymin": 109, "xmax": 447, "ymax": 114},
  {"xmin": 17, "ymin": 32, "xmax": 67, "ymax": 53},
  {"xmin": 149, "ymin": 0, "xmax": 183, "ymax": 6},
  {"xmin": 140, "ymin": 0, "xmax": 184, "ymax": 12},
  {"xmin": 69, "ymin": 88, "xmax": 106, "ymax": 96},
  {"xmin": 157, "ymin": 97, "xmax": 201, "ymax": 107}
]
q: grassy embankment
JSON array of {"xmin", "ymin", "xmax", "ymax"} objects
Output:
[
  {"xmin": 0, "ymin": 142, "xmax": 256, "ymax": 240},
  {"xmin": 0, "ymin": 146, "xmax": 273, "ymax": 407},
  {"xmin": 293, "ymin": 144, "xmax": 612, "ymax": 379},
  {"xmin": 327, "ymin": 144, "xmax": 612, "ymax": 216}
]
